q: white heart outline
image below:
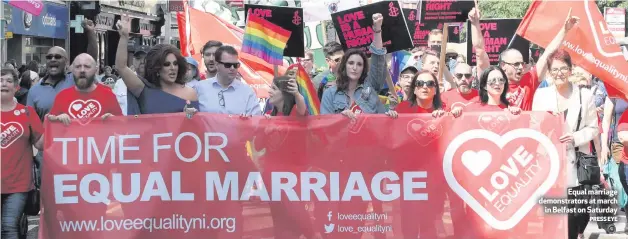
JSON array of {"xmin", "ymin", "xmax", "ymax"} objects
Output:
[
  {"xmin": 443, "ymin": 129, "xmax": 560, "ymax": 230},
  {"xmin": 406, "ymin": 118, "xmax": 443, "ymax": 146},
  {"xmin": 348, "ymin": 115, "xmax": 368, "ymax": 134},
  {"xmin": 477, "ymin": 113, "xmax": 510, "ymax": 134},
  {"xmin": 67, "ymin": 99, "xmax": 102, "ymax": 125},
  {"xmin": 1, "ymin": 122, "xmax": 24, "ymax": 149},
  {"xmin": 450, "ymin": 101, "xmax": 473, "ymax": 109}
]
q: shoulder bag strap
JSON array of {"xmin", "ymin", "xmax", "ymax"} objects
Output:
[{"xmin": 575, "ymin": 88, "xmax": 583, "ymax": 151}]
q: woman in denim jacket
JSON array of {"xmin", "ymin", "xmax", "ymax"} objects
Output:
[{"xmin": 320, "ymin": 13, "xmax": 397, "ymax": 119}]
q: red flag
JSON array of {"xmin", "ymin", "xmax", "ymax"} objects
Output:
[
  {"xmin": 176, "ymin": 0, "xmax": 193, "ymax": 57},
  {"xmin": 516, "ymin": 0, "xmax": 628, "ymax": 100}
]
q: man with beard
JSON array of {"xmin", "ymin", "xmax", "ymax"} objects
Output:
[
  {"xmin": 500, "ymin": 12, "xmax": 579, "ymax": 111},
  {"xmin": 200, "ymin": 40, "xmax": 223, "ymax": 80},
  {"xmin": 26, "ymin": 19, "xmax": 98, "ymax": 121},
  {"xmin": 47, "ymin": 54, "xmax": 122, "ymax": 125}
]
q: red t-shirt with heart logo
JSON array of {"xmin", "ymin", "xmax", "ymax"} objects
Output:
[
  {"xmin": 1, "ymin": 104, "xmax": 44, "ymax": 193},
  {"xmin": 395, "ymin": 101, "xmax": 448, "ymax": 114},
  {"xmin": 465, "ymin": 102, "xmax": 508, "ymax": 112},
  {"xmin": 441, "ymin": 89, "xmax": 479, "ymax": 110},
  {"xmin": 50, "ymin": 84, "xmax": 122, "ymax": 121}
]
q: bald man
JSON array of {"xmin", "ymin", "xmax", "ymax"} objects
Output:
[
  {"xmin": 47, "ymin": 53, "xmax": 122, "ymax": 125},
  {"xmin": 441, "ymin": 63, "xmax": 480, "ymax": 109},
  {"xmin": 27, "ymin": 19, "xmax": 98, "ymax": 122}
]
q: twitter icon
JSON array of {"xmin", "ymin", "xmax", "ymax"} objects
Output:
[{"xmin": 324, "ymin": 223, "xmax": 335, "ymax": 233}]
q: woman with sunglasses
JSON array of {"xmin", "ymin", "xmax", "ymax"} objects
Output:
[
  {"xmin": 395, "ymin": 70, "xmax": 464, "ymax": 118},
  {"xmin": 532, "ymin": 50, "xmax": 598, "ymax": 239},
  {"xmin": 114, "ymin": 17, "xmax": 199, "ymax": 115},
  {"xmin": 465, "ymin": 66, "xmax": 521, "ymax": 114},
  {"xmin": 320, "ymin": 13, "xmax": 397, "ymax": 119}
]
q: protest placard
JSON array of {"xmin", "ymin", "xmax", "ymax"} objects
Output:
[
  {"xmin": 466, "ymin": 19, "xmax": 526, "ymax": 66},
  {"xmin": 245, "ymin": 4, "xmax": 304, "ymax": 57},
  {"xmin": 331, "ymin": 1, "xmax": 412, "ymax": 53},
  {"xmin": 404, "ymin": 8, "xmax": 461, "ymax": 46},
  {"xmin": 417, "ymin": 0, "xmax": 473, "ymax": 23}
]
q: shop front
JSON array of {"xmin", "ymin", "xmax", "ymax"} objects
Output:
[
  {"xmin": 5, "ymin": 1, "xmax": 69, "ymax": 67},
  {"xmin": 69, "ymin": 0, "xmax": 164, "ymax": 68}
]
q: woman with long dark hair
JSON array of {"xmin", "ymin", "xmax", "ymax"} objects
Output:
[
  {"xmin": 266, "ymin": 75, "xmax": 306, "ymax": 117},
  {"xmin": 395, "ymin": 70, "xmax": 463, "ymax": 117},
  {"xmin": 466, "ymin": 65, "xmax": 521, "ymax": 114},
  {"xmin": 114, "ymin": 17, "xmax": 198, "ymax": 115},
  {"xmin": 320, "ymin": 13, "xmax": 396, "ymax": 119}
]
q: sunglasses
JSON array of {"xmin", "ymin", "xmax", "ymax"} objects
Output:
[
  {"xmin": 487, "ymin": 78, "xmax": 506, "ymax": 85},
  {"xmin": 578, "ymin": 85, "xmax": 592, "ymax": 89},
  {"xmin": 329, "ymin": 57, "xmax": 341, "ymax": 63},
  {"xmin": 455, "ymin": 73, "xmax": 473, "ymax": 79},
  {"xmin": 415, "ymin": 80, "xmax": 436, "ymax": 88},
  {"xmin": 46, "ymin": 54, "xmax": 64, "ymax": 60},
  {"xmin": 163, "ymin": 61, "xmax": 178, "ymax": 67},
  {"xmin": 217, "ymin": 61, "xmax": 241, "ymax": 69}
]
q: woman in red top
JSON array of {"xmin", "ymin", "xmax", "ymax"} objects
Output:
[
  {"xmin": 468, "ymin": 66, "xmax": 521, "ymax": 114},
  {"xmin": 1, "ymin": 68, "xmax": 44, "ymax": 238},
  {"xmin": 395, "ymin": 70, "xmax": 463, "ymax": 118}
]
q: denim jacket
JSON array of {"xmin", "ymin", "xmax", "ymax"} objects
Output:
[{"xmin": 320, "ymin": 44, "xmax": 388, "ymax": 114}]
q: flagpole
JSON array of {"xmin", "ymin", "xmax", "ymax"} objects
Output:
[
  {"xmin": 437, "ymin": 23, "xmax": 449, "ymax": 86},
  {"xmin": 274, "ymin": 65, "xmax": 278, "ymax": 77}
]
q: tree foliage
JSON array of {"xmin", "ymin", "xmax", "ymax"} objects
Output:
[{"xmin": 477, "ymin": 0, "xmax": 628, "ymax": 19}]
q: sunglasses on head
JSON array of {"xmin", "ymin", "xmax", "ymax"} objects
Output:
[
  {"xmin": 217, "ymin": 61, "xmax": 241, "ymax": 69},
  {"xmin": 46, "ymin": 54, "xmax": 63, "ymax": 60},
  {"xmin": 415, "ymin": 80, "xmax": 436, "ymax": 88},
  {"xmin": 455, "ymin": 73, "xmax": 472, "ymax": 79}
]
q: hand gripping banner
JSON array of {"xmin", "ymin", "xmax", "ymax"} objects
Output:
[{"xmin": 41, "ymin": 112, "xmax": 567, "ymax": 239}]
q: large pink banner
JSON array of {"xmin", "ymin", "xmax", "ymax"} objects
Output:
[{"xmin": 41, "ymin": 112, "xmax": 568, "ymax": 238}]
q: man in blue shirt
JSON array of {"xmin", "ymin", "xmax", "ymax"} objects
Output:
[
  {"xmin": 27, "ymin": 19, "xmax": 98, "ymax": 121},
  {"xmin": 194, "ymin": 46, "xmax": 261, "ymax": 116},
  {"xmin": 26, "ymin": 19, "xmax": 98, "ymax": 168}
]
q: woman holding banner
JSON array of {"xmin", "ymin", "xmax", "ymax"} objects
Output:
[
  {"xmin": 1, "ymin": 68, "xmax": 44, "ymax": 239},
  {"xmin": 533, "ymin": 50, "xmax": 599, "ymax": 239},
  {"xmin": 468, "ymin": 65, "xmax": 521, "ymax": 113}
]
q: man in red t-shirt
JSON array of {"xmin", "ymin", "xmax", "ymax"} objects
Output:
[
  {"xmin": 442, "ymin": 63, "xmax": 480, "ymax": 109},
  {"xmin": 48, "ymin": 53, "xmax": 122, "ymax": 125},
  {"xmin": 500, "ymin": 13, "xmax": 577, "ymax": 111}
]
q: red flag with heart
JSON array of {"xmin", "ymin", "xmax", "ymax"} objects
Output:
[{"xmin": 516, "ymin": 0, "xmax": 628, "ymax": 100}]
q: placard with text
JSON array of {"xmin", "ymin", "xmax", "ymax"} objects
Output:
[
  {"xmin": 466, "ymin": 19, "xmax": 527, "ymax": 66},
  {"xmin": 331, "ymin": 1, "xmax": 413, "ymax": 53},
  {"xmin": 404, "ymin": 8, "xmax": 461, "ymax": 46},
  {"xmin": 244, "ymin": 4, "xmax": 304, "ymax": 57},
  {"xmin": 417, "ymin": 0, "xmax": 473, "ymax": 23}
]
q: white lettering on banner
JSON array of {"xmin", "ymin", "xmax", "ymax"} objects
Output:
[
  {"xmin": 54, "ymin": 171, "xmax": 195, "ymax": 204},
  {"xmin": 53, "ymin": 171, "xmax": 428, "ymax": 204},
  {"xmin": 42, "ymin": 14, "xmax": 57, "ymax": 27},
  {"xmin": 57, "ymin": 215, "xmax": 236, "ymax": 233},
  {"xmin": 52, "ymin": 132, "xmax": 230, "ymax": 165}
]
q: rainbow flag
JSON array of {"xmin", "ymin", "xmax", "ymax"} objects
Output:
[
  {"xmin": 390, "ymin": 50, "xmax": 412, "ymax": 85},
  {"xmin": 242, "ymin": 15, "xmax": 292, "ymax": 65},
  {"xmin": 289, "ymin": 64, "xmax": 320, "ymax": 115}
]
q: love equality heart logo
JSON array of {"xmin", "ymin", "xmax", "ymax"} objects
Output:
[
  {"xmin": 450, "ymin": 102, "xmax": 474, "ymax": 110},
  {"xmin": 443, "ymin": 129, "xmax": 560, "ymax": 230},
  {"xmin": 478, "ymin": 113, "xmax": 510, "ymax": 134},
  {"xmin": 348, "ymin": 115, "xmax": 367, "ymax": 134},
  {"xmin": 406, "ymin": 118, "xmax": 443, "ymax": 146},
  {"xmin": 68, "ymin": 99, "xmax": 102, "ymax": 125},
  {"xmin": 0, "ymin": 122, "xmax": 24, "ymax": 149}
]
